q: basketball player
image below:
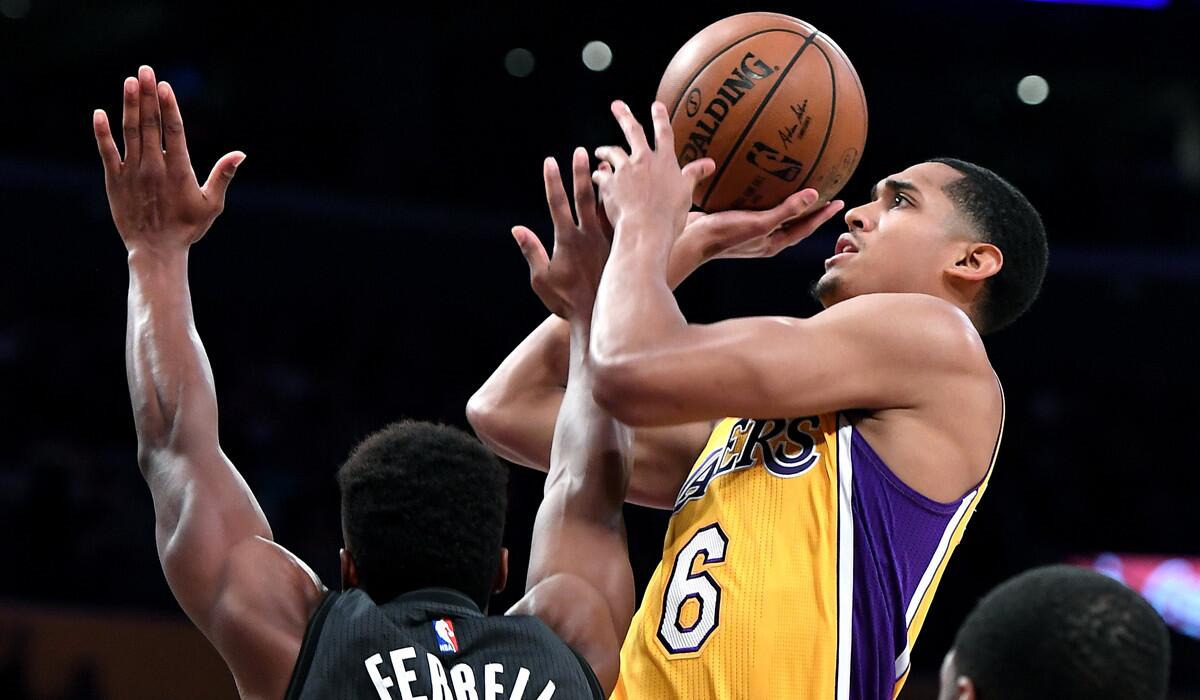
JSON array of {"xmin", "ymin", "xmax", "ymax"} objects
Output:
[
  {"xmin": 92, "ymin": 65, "xmax": 638, "ymax": 699},
  {"xmin": 939, "ymin": 565, "xmax": 1170, "ymax": 700},
  {"xmin": 472, "ymin": 99, "xmax": 1047, "ymax": 698}
]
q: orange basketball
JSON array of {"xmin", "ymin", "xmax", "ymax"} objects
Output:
[{"xmin": 657, "ymin": 12, "xmax": 868, "ymax": 212}]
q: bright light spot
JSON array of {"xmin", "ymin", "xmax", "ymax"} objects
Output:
[
  {"xmin": 582, "ymin": 41, "xmax": 612, "ymax": 72},
  {"xmin": 1017, "ymin": 75, "xmax": 1050, "ymax": 105},
  {"xmin": 504, "ymin": 48, "xmax": 535, "ymax": 78},
  {"xmin": 0, "ymin": 0, "xmax": 31, "ymax": 19}
]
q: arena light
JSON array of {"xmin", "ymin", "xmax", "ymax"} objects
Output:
[
  {"xmin": 1074, "ymin": 554, "xmax": 1200, "ymax": 639},
  {"xmin": 504, "ymin": 48, "xmax": 535, "ymax": 78},
  {"xmin": 1025, "ymin": 0, "xmax": 1168, "ymax": 8},
  {"xmin": 582, "ymin": 41, "xmax": 613, "ymax": 72},
  {"xmin": 1017, "ymin": 75, "xmax": 1049, "ymax": 105}
]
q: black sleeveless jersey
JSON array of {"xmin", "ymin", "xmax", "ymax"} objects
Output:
[{"xmin": 284, "ymin": 588, "xmax": 604, "ymax": 700}]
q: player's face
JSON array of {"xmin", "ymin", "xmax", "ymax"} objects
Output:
[{"xmin": 812, "ymin": 162, "xmax": 970, "ymax": 307}]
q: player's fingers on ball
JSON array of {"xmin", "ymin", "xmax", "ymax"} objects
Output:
[
  {"xmin": 650, "ymin": 102, "xmax": 674, "ymax": 153},
  {"xmin": 571, "ymin": 147, "xmax": 598, "ymax": 229},
  {"xmin": 541, "ymin": 157, "xmax": 575, "ymax": 233},
  {"xmin": 93, "ymin": 110, "xmax": 121, "ymax": 176},
  {"xmin": 611, "ymin": 100, "xmax": 649, "ymax": 156},
  {"xmin": 157, "ymin": 82, "xmax": 191, "ymax": 170},
  {"xmin": 137, "ymin": 66, "xmax": 163, "ymax": 165},
  {"xmin": 121, "ymin": 76, "xmax": 141, "ymax": 167}
]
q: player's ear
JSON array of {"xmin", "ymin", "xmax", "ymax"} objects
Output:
[
  {"xmin": 493, "ymin": 547, "xmax": 510, "ymax": 594},
  {"xmin": 955, "ymin": 676, "xmax": 976, "ymax": 700},
  {"xmin": 948, "ymin": 241, "xmax": 1003, "ymax": 283},
  {"xmin": 340, "ymin": 548, "xmax": 360, "ymax": 590}
]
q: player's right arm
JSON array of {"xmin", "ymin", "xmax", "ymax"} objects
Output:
[
  {"xmin": 95, "ymin": 67, "xmax": 323, "ymax": 700},
  {"xmin": 467, "ymin": 169, "xmax": 821, "ymax": 509}
]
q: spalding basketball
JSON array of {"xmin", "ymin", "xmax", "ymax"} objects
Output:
[{"xmin": 657, "ymin": 12, "xmax": 868, "ymax": 212}]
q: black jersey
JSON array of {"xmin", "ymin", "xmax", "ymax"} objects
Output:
[{"xmin": 284, "ymin": 587, "xmax": 604, "ymax": 700}]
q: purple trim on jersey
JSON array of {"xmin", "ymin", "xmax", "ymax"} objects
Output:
[{"xmin": 847, "ymin": 426, "xmax": 966, "ymax": 700}]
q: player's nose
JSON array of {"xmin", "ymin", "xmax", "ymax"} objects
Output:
[{"xmin": 843, "ymin": 202, "xmax": 873, "ymax": 231}]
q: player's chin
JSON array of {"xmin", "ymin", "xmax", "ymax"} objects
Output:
[{"xmin": 809, "ymin": 271, "xmax": 843, "ymax": 308}]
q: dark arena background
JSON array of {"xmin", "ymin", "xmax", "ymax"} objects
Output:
[{"xmin": 2, "ymin": 1, "xmax": 1199, "ymax": 697}]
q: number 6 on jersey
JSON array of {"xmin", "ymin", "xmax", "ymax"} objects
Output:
[{"xmin": 657, "ymin": 524, "xmax": 729, "ymax": 655}]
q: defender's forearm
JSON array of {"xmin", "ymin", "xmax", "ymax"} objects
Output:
[{"xmin": 126, "ymin": 248, "xmax": 219, "ymax": 469}]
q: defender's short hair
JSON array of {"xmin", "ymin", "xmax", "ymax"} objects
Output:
[
  {"xmin": 337, "ymin": 420, "xmax": 508, "ymax": 609},
  {"xmin": 928, "ymin": 157, "xmax": 1048, "ymax": 334},
  {"xmin": 953, "ymin": 565, "xmax": 1170, "ymax": 700}
]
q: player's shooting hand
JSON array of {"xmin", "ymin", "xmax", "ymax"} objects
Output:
[
  {"xmin": 513, "ymin": 148, "xmax": 611, "ymax": 321},
  {"xmin": 593, "ymin": 101, "xmax": 715, "ymax": 237},
  {"xmin": 680, "ymin": 190, "xmax": 845, "ymax": 262},
  {"xmin": 93, "ymin": 65, "xmax": 244, "ymax": 255}
]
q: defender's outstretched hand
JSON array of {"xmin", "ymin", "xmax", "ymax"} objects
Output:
[
  {"xmin": 93, "ymin": 65, "xmax": 244, "ymax": 252},
  {"xmin": 681, "ymin": 190, "xmax": 845, "ymax": 261},
  {"xmin": 513, "ymin": 147, "xmax": 611, "ymax": 321}
]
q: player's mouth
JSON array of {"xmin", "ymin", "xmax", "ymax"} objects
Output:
[{"xmin": 824, "ymin": 233, "xmax": 860, "ymax": 268}]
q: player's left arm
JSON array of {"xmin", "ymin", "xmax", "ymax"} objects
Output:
[{"xmin": 590, "ymin": 101, "xmax": 987, "ymax": 426}]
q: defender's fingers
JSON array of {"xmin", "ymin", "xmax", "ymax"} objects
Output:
[
  {"xmin": 594, "ymin": 146, "xmax": 629, "ymax": 170},
  {"xmin": 157, "ymin": 81, "xmax": 191, "ymax": 169},
  {"xmin": 93, "ymin": 110, "xmax": 121, "ymax": 176},
  {"xmin": 571, "ymin": 147, "xmax": 598, "ymax": 229},
  {"xmin": 121, "ymin": 76, "xmax": 140, "ymax": 166},
  {"xmin": 542, "ymin": 157, "xmax": 574, "ymax": 234},
  {"xmin": 137, "ymin": 66, "xmax": 163, "ymax": 163},
  {"xmin": 611, "ymin": 101, "xmax": 649, "ymax": 156},
  {"xmin": 776, "ymin": 200, "xmax": 845, "ymax": 239},
  {"xmin": 650, "ymin": 102, "xmax": 676, "ymax": 153},
  {"xmin": 512, "ymin": 226, "xmax": 551, "ymax": 276},
  {"xmin": 201, "ymin": 151, "xmax": 246, "ymax": 206}
]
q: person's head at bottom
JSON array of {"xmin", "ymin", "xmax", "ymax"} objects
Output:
[
  {"xmin": 336, "ymin": 420, "xmax": 509, "ymax": 611},
  {"xmin": 939, "ymin": 564, "xmax": 1170, "ymax": 700}
]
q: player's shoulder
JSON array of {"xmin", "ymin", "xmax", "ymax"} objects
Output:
[{"xmin": 826, "ymin": 293, "xmax": 989, "ymax": 370}]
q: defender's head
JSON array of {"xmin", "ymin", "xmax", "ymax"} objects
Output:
[
  {"xmin": 939, "ymin": 565, "xmax": 1170, "ymax": 700},
  {"xmin": 336, "ymin": 420, "xmax": 509, "ymax": 611},
  {"xmin": 812, "ymin": 158, "xmax": 1048, "ymax": 334}
]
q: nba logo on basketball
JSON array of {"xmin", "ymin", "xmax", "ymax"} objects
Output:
[{"xmin": 433, "ymin": 618, "xmax": 459, "ymax": 653}]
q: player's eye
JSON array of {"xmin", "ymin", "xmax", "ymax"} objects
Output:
[{"xmin": 890, "ymin": 194, "xmax": 912, "ymax": 209}]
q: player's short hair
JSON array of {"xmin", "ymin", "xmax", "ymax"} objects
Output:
[
  {"xmin": 927, "ymin": 157, "xmax": 1048, "ymax": 334},
  {"xmin": 337, "ymin": 420, "xmax": 508, "ymax": 610},
  {"xmin": 953, "ymin": 565, "xmax": 1170, "ymax": 700}
]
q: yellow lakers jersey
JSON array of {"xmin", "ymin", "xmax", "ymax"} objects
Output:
[{"xmin": 613, "ymin": 413, "xmax": 999, "ymax": 699}]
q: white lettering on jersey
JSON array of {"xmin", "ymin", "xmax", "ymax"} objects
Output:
[
  {"xmin": 510, "ymin": 667, "xmax": 530, "ymax": 700},
  {"xmin": 366, "ymin": 653, "xmax": 396, "ymax": 699},
  {"xmin": 450, "ymin": 663, "xmax": 479, "ymax": 700},
  {"xmin": 484, "ymin": 663, "xmax": 504, "ymax": 700},
  {"xmin": 389, "ymin": 647, "xmax": 427, "ymax": 700},
  {"xmin": 364, "ymin": 648, "xmax": 560, "ymax": 700},
  {"xmin": 427, "ymin": 653, "xmax": 454, "ymax": 700}
]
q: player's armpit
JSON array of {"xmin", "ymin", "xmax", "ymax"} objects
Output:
[
  {"xmin": 592, "ymin": 292, "xmax": 989, "ymax": 426},
  {"xmin": 510, "ymin": 574, "xmax": 622, "ymax": 696},
  {"xmin": 468, "ymin": 378, "xmax": 712, "ymax": 509}
]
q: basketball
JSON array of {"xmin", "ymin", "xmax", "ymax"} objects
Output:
[{"xmin": 657, "ymin": 12, "xmax": 868, "ymax": 212}]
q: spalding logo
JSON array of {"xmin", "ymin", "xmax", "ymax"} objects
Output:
[{"xmin": 678, "ymin": 53, "xmax": 777, "ymax": 165}]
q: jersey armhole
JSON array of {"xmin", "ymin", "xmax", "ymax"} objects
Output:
[
  {"xmin": 283, "ymin": 589, "xmax": 339, "ymax": 700},
  {"xmin": 567, "ymin": 644, "xmax": 606, "ymax": 700}
]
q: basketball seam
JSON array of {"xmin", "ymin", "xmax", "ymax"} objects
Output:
[
  {"xmin": 668, "ymin": 28, "xmax": 812, "ymax": 118},
  {"xmin": 796, "ymin": 41, "xmax": 837, "ymax": 192},
  {"xmin": 699, "ymin": 31, "xmax": 821, "ymax": 211}
]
